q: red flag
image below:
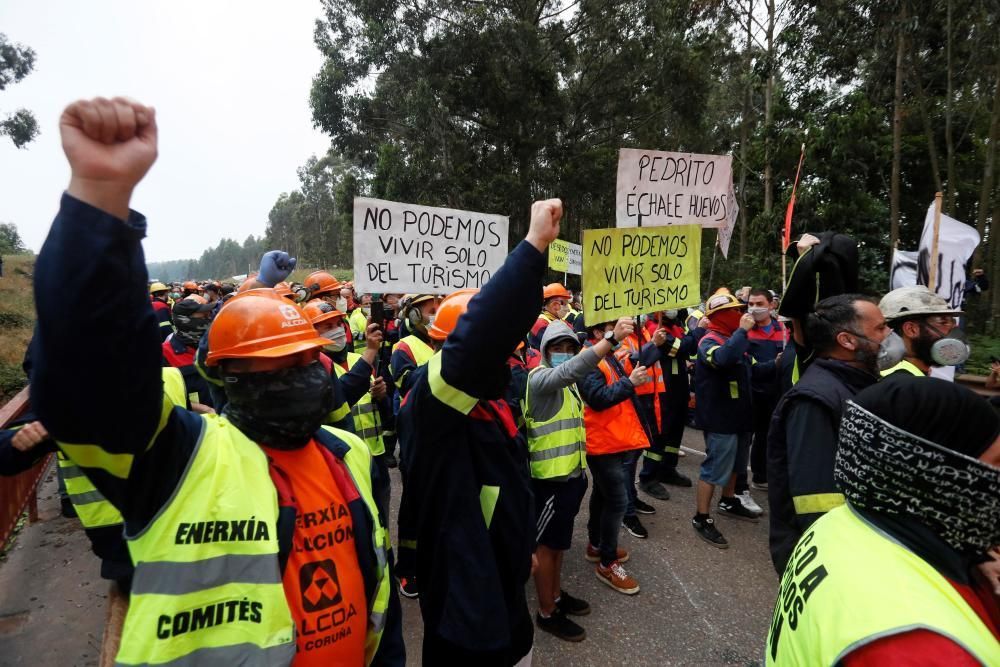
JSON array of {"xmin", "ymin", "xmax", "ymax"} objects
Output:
[{"xmin": 783, "ymin": 143, "xmax": 806, "ymax": 253}]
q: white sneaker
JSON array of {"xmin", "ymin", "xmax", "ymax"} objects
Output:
[{"xmin": 738, "ymin": 491, "xmax": 763, "ymax": 516}]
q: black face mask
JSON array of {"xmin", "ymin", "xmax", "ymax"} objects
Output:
[{"xmin": 222, "ymin": 362, "xmax": 334, "ymax": 450}]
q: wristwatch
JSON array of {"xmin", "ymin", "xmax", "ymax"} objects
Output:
[{"xmin": 604, "ymin": 330, "xmax": 620, "ymax": 349}]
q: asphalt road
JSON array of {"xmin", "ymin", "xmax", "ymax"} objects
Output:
[{"xmin": 0, "ymin": 425, "xmax": 778, "ymax": 667}]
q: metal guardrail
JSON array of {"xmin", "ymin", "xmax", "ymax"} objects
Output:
[{"xmin": 0, "ymin": 386, "xmax": 52, "ymax": 548}]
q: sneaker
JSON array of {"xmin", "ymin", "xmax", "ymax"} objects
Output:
[
  {"xmin": 622, "ymin": 515, "xmax": 649, "ymax": 538},
  {"xmin": 639, "ymin": 480, "xmax": 671, "ymax": 501},
  {"xmin": 536, "ymin": 608, "xmax": 586, "ymax": 642},
  {"xmin": 595, "ymin": 560, "xmax": 640, "ymax": 595},
  {"xmin": 751, "ymin": 479, "xmax": 768, "ymax": 491},
  {"xmin": 737, "ymin": 490, "xmax": 764, "ymax": 516},
  {"xmin": 555, "ymin": 589, "xmax": 591, "ymax": 616},
  {"xmin": 383, "ymin": 452, "xmax": 398, "ymax": 469},
  {"xmin": 692, "ymin": 516, "xmax": 729, "ymax": 548},
  {"xmin": 660, "ymin": 467, "xmax": 693, "ymax": 487},
  {"xmin": 398, "ymin": 577, "xmax": 418, "ymax": 598},
  {"xmin": 678, "ymin": 448, "xmax": 687, "ymax": 457},
  {"xmin": 633, "ymin": 499, "xmax": 656, "ymax": 515},
  {"xmin": 585, "ymin": 543, "xmax": 629, "ymax": 564},
  {"xmin": 718, "ymin": 497, "xmax": 760, "ymax": 523}
]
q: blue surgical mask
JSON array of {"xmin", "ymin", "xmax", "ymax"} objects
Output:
[{"xmin": 550, "ymin": 352, "xmax": 573, "ymax": 367}]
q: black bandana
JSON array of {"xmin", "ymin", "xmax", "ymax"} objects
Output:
[
  {"xmin": 173, "ymin": 315, "xmax": 210, "ymax": 348},
  {"xmin": 836, "ymin": 400, "xmax": 1000, "ymax": 559},
  {"xmin": 222, "ymin": 362, "xmax": 334, "ymax": 449}
]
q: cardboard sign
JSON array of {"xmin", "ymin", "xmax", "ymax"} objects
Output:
[
  {"xmin": 353, "ymin": 197, "xmax": 509, "ymax": 294},
  {"xmin": 581, "ymin": 225, "xmax": 701, "ymax": 324},
  {"xmin": 717, "ymin": 181, "xmax": 740, "ymax": 258},
  {"xmin": 549, "ymin": 239, "xmax": 583, "ymax": 275},
  {"xmin": 616, "ymin": 149, "xmax": 734, "ymax": 229}
]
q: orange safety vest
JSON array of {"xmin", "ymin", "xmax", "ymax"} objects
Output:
[
  {"xmin": 617, "ymin": 330, "xmax": 665, "ymax": 431},
  {"xmin": 583, "ymin": 355, "xmax": 650, "ymax": 456}
]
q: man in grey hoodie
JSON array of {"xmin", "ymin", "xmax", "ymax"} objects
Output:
[{"xmin": 526, "ymin": 316, "xmax": 634, "ymax": 642}]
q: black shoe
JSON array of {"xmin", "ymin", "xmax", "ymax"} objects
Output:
[
  {"xmin": 60, "ymin": 497, "xmax": 77, "ymax": 519},
  {"xmin": 556, "ymin": 589, "xmax": 591, "ymax": 616},
  {"xmin": 633, "ymin": 499, "xmax": 656, "ymax": 515},
  {"xmin": 536, "ymin": 608, "xmax": 586, "ymax": 642},
  {"xmin": 718, "ymin": 497, "xmax": 760, "ymax": 523},
  {"xmin": 398, "ymin": 576, "xmax": 418, "ymax": 598},
  {"xmin": 622, "ymin": 515, "xmax": 649, "ymax": 538},
  {"xmin": 639, "ymin": 480, "xmax": 671, "ymax": 501},
  {"xmin": 660, "ymin": 467, "xmax": 693, "ymax": 487},
  {"xmin": 692, "ymin": 516, "xmax": 729, "ymax": 548},
  {"xmin": 383, "ymin": 452, "xmax": 398, "ymax": 469}
]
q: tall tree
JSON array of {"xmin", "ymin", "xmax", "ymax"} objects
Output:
[{"xmin": 0, "ymin": 34, "xmax": 39, "ymax": 148}]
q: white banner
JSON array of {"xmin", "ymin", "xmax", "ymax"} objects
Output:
[
  {"xmin": 353, "ymin": 197, "xmax": 509, "ymax": 294},
  {"xmin": 890, "ymin": 249, "xmax": 918, "ymax": 290},
  {"xmin": 616, "ymin": 149, "xmax": 734, "ymax": 229},
  {"xmin": 916, "ymin": 203, "xmax": 980, "ymax": 309}
]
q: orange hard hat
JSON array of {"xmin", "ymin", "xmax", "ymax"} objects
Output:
[
  {"xmin": 205, "ymin": 290, "xmax": 329, "ymax": 365},
  {"xmin": 303, "ymin": 271, "xmax": 340, "ymax": 298},
  {"xmin": 543, "ymin": 283, "xmax": 572, "ymax": 301},
  {"xmin": 183, "ymin": 281, "xmax": 199, "ymax": 291},
  {"xmin": 303, "ymin": 299, "xmax": 345, "ymax": 326},
  {"xmin": 273, "ymin": 282, "xmax": 296, "ymax": 300},
  {"xmin": 184, "ymin": 294, "xmax": 208, "ymax": 305},
  {"xmin": 428, "ymin": 289, "xmax": 478, "ymax": 341}
]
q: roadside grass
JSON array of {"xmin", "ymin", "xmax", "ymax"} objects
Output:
[{"xmin": 0, "ymin": 255, "xmax": 35, "ymax": 401}]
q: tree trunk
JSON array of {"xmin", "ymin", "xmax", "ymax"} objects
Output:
[
  {"xmin": 738, "ymin": 0, "xmax": 753, "ymax": 262},
  {"xmin": 890, "ymin": 3, "xmax": 907, "ymax": 249},
  {"xmin": 974, "ymin": 59, "xmax": 1000, "ymax": 270},
  {"xmin": 991, "ymin": 185, "xmax": 1000, "ymax": 334},
  {"xmin": 945, "ymin": 0, "xmax": 956, "ymax": 211},
  {"xmin": 763, "ymin": 0, "xmax": 775, "ymax": 216}
]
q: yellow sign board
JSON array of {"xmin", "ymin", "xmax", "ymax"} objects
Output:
[
  {"xmin": 549, "ymin": 239, "xmax": 569, "ymax": 272},
  {"xmin": 581, "ymin": 225, "xmax": 701, "ymax": 324}
]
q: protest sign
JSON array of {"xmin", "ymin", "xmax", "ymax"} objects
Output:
[
  {"xmin": 582, "ymin": 225, "xmax": 701, "ymax": 324},
  {"xmin": 353, "ymin": 197, "xmax": 509, "ymax": 294},
  {"xmin": 549, "ymin": 239, "xmax": 583, "ymax": 275},
  {"xmin": 616, "ymin": 149, "xmax": 733, "ymax": 229},
  {"xmin": 716, "ymin": 181, "xmax": 739, "ymax": 259},
  {"xmin": 916, "ymin": 203, "xmax": 980, "ymax": 309}
]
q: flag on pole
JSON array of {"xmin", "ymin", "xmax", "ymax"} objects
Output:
[{"xmin": 783, "ymin": 142, "xmax": 806, "ymax": 253}]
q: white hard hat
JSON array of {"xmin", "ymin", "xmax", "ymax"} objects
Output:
[{"xmin": 878, "ymin": 286, "xmax": 963, "ymax": 322}]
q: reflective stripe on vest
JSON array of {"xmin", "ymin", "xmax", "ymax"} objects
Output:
[
  {"xmin": 880, "ymin": 359, "xmax": 926, "ymax": 377},
  {"xmin": 334, "ymin": 352, "xmax": 385, "ymax": 456},
  {"xmin": 766, "ymin": 504, "xmax": 1000, "ymax": 666},
  {"xmin": 523, "ymin": 368, "xmax": 587, "ymax": 480},
  {"xmin": 116, "ymin": 415, "xmax": 294, "ymax": 666},
  {"xmin": 58, "ymin": 452, "xmax": 123, "ymax": 528}
]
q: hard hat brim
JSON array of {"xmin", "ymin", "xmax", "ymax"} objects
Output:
[{"xmin": 205, "ymin": 337, "xmax": 330, "ymax": 365}]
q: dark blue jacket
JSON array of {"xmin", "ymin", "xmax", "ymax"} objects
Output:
[{"xmin": 694, "ymin": 328, "xmax": 774, "ymax": 433}]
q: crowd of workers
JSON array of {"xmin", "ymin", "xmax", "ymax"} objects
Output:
[{"xmin": 1, "ymin": 96, "xmax": 998, "ymax": 665}]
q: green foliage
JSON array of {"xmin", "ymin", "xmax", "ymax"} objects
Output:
[
  {"xmin": 966, "ymin": 333, "xmax": 1000, "ymax": 375},
  {"xmin": 147, "ymin": 235, "xmax": 268, "ymax": 282},
  {"xmin": 0, "ymin": 33, "xmax": 38, "ymax": 148},
  {"xmin": 0, "ymin": 222, "xmax": 27, "ymax": 255}
]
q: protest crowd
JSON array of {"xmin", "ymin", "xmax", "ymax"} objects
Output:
[{"xmin": 1, "ymin": 97, "xmax": 999, "ymax": 666}]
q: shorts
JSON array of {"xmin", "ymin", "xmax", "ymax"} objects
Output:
[
  {"xmin": 533, "ymin": 474, "xmax": 588, "ymax": 551},
  {"xmin": 700, "ymin": 431, "xmax": 749, "ymax": 486}
]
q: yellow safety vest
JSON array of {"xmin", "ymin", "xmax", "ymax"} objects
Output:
[
  {"xmin": 116, "ymin": 415, "xmax": 389, "ymax": 666},
  {"xmin": 350, "ymin": 309, "xmax": 369, "ymax": 352},
  {"xmin": 523, "ymin": 368, "xmax": 587, "ymax": 480},
  {"xmin": 766, "ymin": 504, "xmax": 1000, "ymax": 666},
  {"xmin": 391, "ymin": 335, "xmax": 435, "ymax": 390},
  {"xmin": 59, "ymin": 368, "xmax": 187, "ymax": 530},
  {"xmin": 880, "ymin": 359, "xmax": 926, "ymax": 377},
  {"xmin": 334, "ymin": 351, "xmax": 385, "ymax": 456}
]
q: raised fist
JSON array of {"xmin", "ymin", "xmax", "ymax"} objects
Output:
[
  {"xmin": 526, "ymin": 199, "xmax": 563, "ymax": 252},
  {"xmin": 258, "ymin": 251, "xmax": 296, "ymax": 287},
  {"xmin": 61, "ymin": 97, "xmax": 158, "ymax": 218}
]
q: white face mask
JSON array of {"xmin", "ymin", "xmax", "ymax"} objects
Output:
[
  {"xmin": 322, "ymin": 327, "xmax": 347, "ymax": 352},
  {"xmin": 335, "ymin": 297, "xmax": 348, "ymax": 313},
  {"xmin": 749, "ymin": 307, "xmax": 770, "ymax": 322},
  {"xmin": 361, "ymin": 306, "xmax": 371, "ymax": 317},
  {"xmin": 664, "ymin": 309, "xmax": 678, "ymax": 320}
]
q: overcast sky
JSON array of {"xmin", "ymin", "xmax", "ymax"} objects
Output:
[{"xmin": 0, "ymin": 1, "xmax": 331, "ymax": 262}]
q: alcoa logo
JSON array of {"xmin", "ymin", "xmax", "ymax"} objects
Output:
[{"xmin": 279, "ymin": 304, "xmax": 308, "ymax": 328}]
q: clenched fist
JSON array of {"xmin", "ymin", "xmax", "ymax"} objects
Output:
[
  {"xmin": 61, "ymin": 96, "xmax": 158, "ymax": 220},
  {"xmin": 526, "ymin": 199, "xmax": 563, "ymax": 252}
]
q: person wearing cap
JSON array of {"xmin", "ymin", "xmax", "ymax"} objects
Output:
[
  {"xmin": 766, "ymin": 374, "xmax": 1000, "ymax": 665},
  {"xmin": 529, "ymin": 283, "xmax": 572, "ymax": 350},
  {"xmin": 398, "ymin": 199, "xmax": 563, "ymax": 665},
  {"xmin": 162, "ymin": 294, "xmax": 216, "ymax": 410},
  {"xmin": 180, "ymin": 280, "xmax": 200, "ymax": 298},
  {"xmin": 149, "ymin": 281, "xmax": 175, "ymax": 341},
  {"xmin": 692, "ymin": 292, "xmax": 776, "ymax": 548},
  {"xmin": 32, "ymin": 96, "xmax": 400, "ymax": 666},
  {"xmin": 766, "ymin": 294, "xmax": 889, "ymax": 574},
  {"xmin": 878, "ymin": 285, "xmax": 967, "ymax": 377},
  {"xmin": 525, "ymin": 316, "xmax": 633, "ymax": 641}
]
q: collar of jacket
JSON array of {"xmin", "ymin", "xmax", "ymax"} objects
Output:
[{"xmin": 810, "ymin": 357, "xmax": 878, "ymax": 391}]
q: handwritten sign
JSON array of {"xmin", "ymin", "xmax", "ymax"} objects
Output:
[
  {"xmin": 353, "ymin": 197, "xmax": 509, "ymax": 294},
  {"xmin": 616, "ymin": 149, "xmax": 733, "ymax": 229},
  {"xmin": 549, "ymin": 239, "xmax": 583, "ymax": 275},
  {"xmin": 717, "ymin": 181, "xmax": 740, "ymax": 258},
  {"xmin": 582, "ymin": 226, "xmax": 701, "ymax": 324}
]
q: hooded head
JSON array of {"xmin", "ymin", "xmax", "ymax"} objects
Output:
[{"xmin": 540, "ymin": 320, "xmax": 581, "ymax": 367}]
